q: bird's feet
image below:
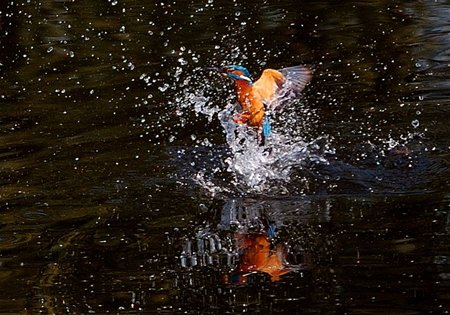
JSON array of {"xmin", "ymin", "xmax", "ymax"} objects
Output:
[{"xmin": 233, "ymin": 112, "xmax": 251, "ymax": 124}]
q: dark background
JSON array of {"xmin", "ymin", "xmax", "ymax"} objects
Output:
[{"xmin": 0, "ymin": 0, "xmax": 449, "ymax": 313}]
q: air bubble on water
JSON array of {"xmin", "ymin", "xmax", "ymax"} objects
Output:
[
  {"xmin": 47, "ymin": 46, "xmax": 54, "ymax": 53},
  {"xmin": 69, "ymin": 51, "xmax": 75, "ymax": 58},
  {"xmin": 411, "ymin": 119, "xmax": 419, "ymax": 129}
]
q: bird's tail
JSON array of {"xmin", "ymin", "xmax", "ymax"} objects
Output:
[{"xmin": 260, "ymin": 114, "xmax": 271, "ymax": 146}]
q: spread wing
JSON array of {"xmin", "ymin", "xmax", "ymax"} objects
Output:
[
  {"xmin": 253, "ymin": 65, "xmax": 312, "ymax": 111},
  {"xmin": 252, "ymin": 68, "xmax": 285, "ymax": 101}
]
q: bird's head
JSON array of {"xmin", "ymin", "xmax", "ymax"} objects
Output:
[
  {"xmin": 209, "ymin": 65, "xmax": 252, "ymax": 83},
  {"xmin": 222, "ymin": 65, "xmax": 252, "ymax": 83}
]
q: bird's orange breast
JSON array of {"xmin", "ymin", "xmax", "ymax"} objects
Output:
[{"xmin": 234, "ymin": 80, "xmax": 265, "ymax": 127}]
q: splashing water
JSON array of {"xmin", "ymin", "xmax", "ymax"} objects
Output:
[
  {"xmin": 218, "ymin": 105, "xmax": 332, "ymax": 193},
  {"xmin": 172, "ymin": 66, "xmax": 333, "ymax": 195}
]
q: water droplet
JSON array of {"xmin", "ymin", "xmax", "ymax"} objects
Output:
[
  {"xmin": 411, "ymin": 119, "xmax": 419, "ymax": 128},
  {"xmin": 178, "ymin": 57, "xmax": 187, "ymax": 66},
  {"xmin": 158, "ymin": 84, "xmax": 169, "ymax": 92},
  {"xmin": 47, "ymin": 47, "xmax": 54, "ymax": 53}
]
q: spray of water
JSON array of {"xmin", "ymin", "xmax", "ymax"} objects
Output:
[
  {"xmin": 175, "ymin": 80, "xmax": 334, "ymax": 195},
  {"xmin": 218, "ymin": 105, "xmax": 332, "ymax": 193}
]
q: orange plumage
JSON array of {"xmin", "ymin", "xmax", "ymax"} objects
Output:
[
  {"xmin": 235, "ymin": 232, "xmax": 290, "ymax": 282},
  {"xmin": 232, "ymin": 76, "xmax": 265, "ymax": 127},
  {"xmin": 221, "ymin": 65, "xmax": 312, "ymax": 138}
]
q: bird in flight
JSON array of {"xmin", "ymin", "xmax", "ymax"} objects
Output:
[{"xmin": 213, "ymin": 64, "xmax": 312, "ymax": 144}]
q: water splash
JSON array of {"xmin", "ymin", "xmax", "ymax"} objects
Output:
[
  {"xmin": 175, "ymin": 81, "xmax": 333, "ymax": 195},
  {"xmin": 218, "ymin": 106, "xmax": 332, "ymax": 193}
]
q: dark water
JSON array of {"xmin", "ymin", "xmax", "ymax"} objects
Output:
[{"xmin": 1, "ymin": 0, "xmax": 450, "ymax": 313}]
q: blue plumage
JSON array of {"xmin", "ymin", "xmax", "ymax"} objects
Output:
[
  {"xmin": 263, "ymin": 115, "xmax": 271, "ymax": 139},
  {"xmin": 226, "ymin": 65, "xmax": 251, "ymax": 77}
]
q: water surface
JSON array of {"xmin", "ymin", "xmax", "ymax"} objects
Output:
[{"xmin": 0, "ymin": 0, "xmax": 449, "ymax": 313}]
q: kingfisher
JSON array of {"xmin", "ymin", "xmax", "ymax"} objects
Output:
[{"xmin": 215, "ymin": 64, "xmax": 312, "ymax": 144}]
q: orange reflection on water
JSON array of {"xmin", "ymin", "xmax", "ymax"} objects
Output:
[{"xmin": 233, "ymin": 232, "xmax": 290, "ymax": 282}]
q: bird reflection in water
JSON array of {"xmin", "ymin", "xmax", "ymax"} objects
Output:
[
  {"xmin": 227, "ymin": 231, "xmax": 291, "ymax": 283},
  {"xmin": 180, "ymin": 199, "xmax": 307, "ymax": 283}
]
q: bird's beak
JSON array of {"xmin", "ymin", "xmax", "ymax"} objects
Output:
[{"xmin": 204, "ymin": 66, "xmax": 221, "ymax": 72}]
